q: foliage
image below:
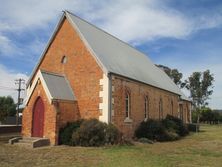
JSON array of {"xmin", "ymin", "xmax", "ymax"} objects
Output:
[
  {"xmin": 105, "ymin": 123, "xmax": 122, "ymax": 145},
  {"xmin": 0, "ymin": 96, "xmax": 16, "ymax": 121},
  {"xmin": 184, "ymin": 70, "xmax": 214, "ymax": 126},
  {"xmin": 185, "ymin": 70, "xmax": 214, "ymax": 108},
  {"xmin": 59, "ymin": 120, "xmax": 83, "ymax": 145},
  {"xmin": 72, "ymin": 119, "xmax": 121, "ymax": 147},
  {"xmin": 199, "ymin": 107, "xmax": 222, "ymax": 124},
  {"xmin": 135, "ymin": 119, "xmax": 164, "ymax": 141},
  {"xmin": 164, "ymin": 115, "xmax": 189, "ymax": 136},
  {"xmin": 192, "ymin": 110, "xmax": 198, "ymax": 123},
  {"xmin": 156, "ymin": 64, "xmax": 184, "ymax": 88},
  {"xmin": 135, "ymin": 115, "xmax": 189, "ymax": 142},
  {"xmin": 135, "ymin": 118, "xmax": 180, "ymax": 142}
]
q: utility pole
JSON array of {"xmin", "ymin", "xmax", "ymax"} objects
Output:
[{"xmin": 15, "ymin": 78, "xmax": 25, "ymax": 125}]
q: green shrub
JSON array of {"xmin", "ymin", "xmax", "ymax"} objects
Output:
[
  {"xmin": 164, "ymin": 131, "xmax": 180, "ymax": 141},
  {"xmin": 188, "ymin": 123, "xmax": 200, "ymax": 132},
  {"xmin": 135, "ymin": 115, "xmax": 190, "ymax": 142},
  {"xmin": 162, "ymin": 118, "xmax": 178, "ymax": 133},
  {"xmin": 72, "ymin": 119, "xmax": 121, "ymax": 147},
  {"xmin": 72, "ymin": 119, "xmax": 106, "ymax": 146},
  {"xmin": 135, "ymin": 119, "xmax": 163, "ymax": 140},
  {"xmin": 135, "ymin": 119, "xmax": 176, "ymax": 142},
  {"xmin": 105, "ymin": 123, "xmax": 121, "ymax": 145},
  {"xmin": 165, "ymin": 115, "xmax": 189, "ymax": 136},
  {"xmin": 59, "ymin": 120, "xmax": 83, "ymax": 145}
]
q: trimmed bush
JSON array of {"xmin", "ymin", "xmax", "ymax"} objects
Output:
[
  {"xmin": 105, "ymin": 123, "xmax": 121, "ymax": 145},
  {"xmin": 72, "ymin": 119, "xmax": 106, "ymax": 146},
  {"xmin": 135, "ymin": 115, "xmax": 189, "ymax": 142},
  {"xmin": 59, "ymin": 120, "xmax": 83, "ymax": 145},
  {"xmin": 135, "ymin": 119, "xmax": 176, "ymax": 141},
  {"xmin": 72, "ymin": 119, "xmax": 121, "ymax": 147},
  {"xmin": 162, "ymin": 118, "xmax": 178, "ymax": 132},
  {"xmin": 165, "ymin": 115, "xmax": 189, "ymax": 136}
]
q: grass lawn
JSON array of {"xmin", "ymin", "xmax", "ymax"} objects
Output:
[{"xmin": 1, "ymin": 124, "xmax": 222, "ymax": 167}]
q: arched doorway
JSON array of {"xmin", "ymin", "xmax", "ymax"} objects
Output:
[{"xmin": 32, "ymin": 97, "xmax": 45, "ymax": 137}]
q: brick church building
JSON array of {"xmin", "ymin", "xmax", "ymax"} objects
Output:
[{"xmin": 22, "ymin": 11, "xmax": 191, "ymax": 145}]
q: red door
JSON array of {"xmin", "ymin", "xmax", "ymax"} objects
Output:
[{"xmin": 32, "ymin": 97, "xmax": 44, "ymax": 137}]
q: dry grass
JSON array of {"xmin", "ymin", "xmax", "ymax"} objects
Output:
[{"xmin": 1, "ymin": 124, "xmax": 222, "ymax": 167}]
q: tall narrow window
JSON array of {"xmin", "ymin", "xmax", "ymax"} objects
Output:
[
  {"xmin": 159, "ymin": 98, "xmax": 163, "ymax": 120},
  {"xmin": 144, "ymin": 96, "xmax": 149, "ymax": 119},
  {"xmin": 171, "ymin": 100, "xmax": 174, "ymax": 115},
  {"xmin": 125, "ymin": 92, "xmax": 130, "ymax": 118}
]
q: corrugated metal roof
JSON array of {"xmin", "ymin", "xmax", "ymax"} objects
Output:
[
  {"xmin": 41, "ymin": 71, "xmax": 76, "ymax": 101},
  {"xmin": 66, "ymin": 11, "xmax": 183, "ymax": 95}
]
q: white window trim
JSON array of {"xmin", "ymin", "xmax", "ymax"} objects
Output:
[{"xmin": 124, "ymin": 92, "xmax": 133, "ymax": 123}]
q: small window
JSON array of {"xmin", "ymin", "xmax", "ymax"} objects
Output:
[
  {"xmin": 61, "ymin": 56, "xmax": 67, "ymax": 64},
  {"xmin": 144, "ymin": 96, "xmax": 149, "ymax": 119},
  {"xmin": 125, "ymin": 92, "xmax": 130, "ymax": 118},
  {"xmin": 159, "ymin": 98, "xmax": 163, "ymax": 120}
]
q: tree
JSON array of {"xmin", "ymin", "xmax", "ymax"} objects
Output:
[
  {"xmin": 0, "ymin": 96, "xmax": 16, "ymax": 121},
  {"xmin": 185, "ymin": 70, "xmax": 214, "ymax": 127},
  {"xmin": 156, "ymin": 64, "xmax": 183, "ymax": 88}
]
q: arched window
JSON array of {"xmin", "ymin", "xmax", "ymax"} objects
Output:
[
  {"xmin": 125, "ymin": 91, "xmax": 130, "ymax": 118},
  {"xmin": 61, "ymin": 55, "xmax": 67, "ymax": 64},
  {"xmin": 144, "ymin": 96, "xmax": 149, "ymax": 119},
  {"xmin": 159, "ymin": 98, "xmax": 163, "ymax": 120}
]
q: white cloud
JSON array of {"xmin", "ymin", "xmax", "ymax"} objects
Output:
[
  {"xmin": 88, "ymin": 0, "xmax": 193, "ymax": 44},
  {"xmin": 0, "ymin": 65, "xmax": 28, "ymax": 103},
  {"xmin": 0, "ymin": 0, "xmax": 221, "ymax": 45},
  {"xmin": 0, "ymin": 34, "xmax": 18, "ymax": 56}
]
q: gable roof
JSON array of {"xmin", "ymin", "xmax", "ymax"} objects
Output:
[
  {"xmin": 41, "ymin": 71, "xmax": 76, "ymax": 101},
  {"xmin": 26, "ymin": 70, "xmax": 76, "ymax": 104},
  {"xmin": 28, "ymin": 11, "xmax": 187, "ymax": 98},
  {"xmin": 66, "ymin": 11, "xmax": 182, "ymax": 95}
]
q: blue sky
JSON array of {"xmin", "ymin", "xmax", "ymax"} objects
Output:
[{"xmin": 0, "ymin": 0, "xmax": 221, "ymax": 109}]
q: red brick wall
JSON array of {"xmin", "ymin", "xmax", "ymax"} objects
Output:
[
  {"xmin": 56, "ymin": 101, "xmax": 79, "ymax": 129},
  {"xmin": 181, "ymin": 101, "xmax": 192, "ymax": 123},
  {"xmin": 23, "ymin": 17, "xmax": 103, "ymax": 144},
  {"xmin": 31, "ymin": 18, "xmax": 103, "ymax": 120},
  {"xmin": 22, "ymin": 80, "xmax": 57, "ymax": 144},
  {"xmin": 111, "ymin": 75, "xmax": 180, "ymax": 138}
]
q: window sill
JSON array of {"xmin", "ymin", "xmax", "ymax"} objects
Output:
[{"xmin": 124, "ymin": 117, "xmax": 133, "ymax": 123}]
